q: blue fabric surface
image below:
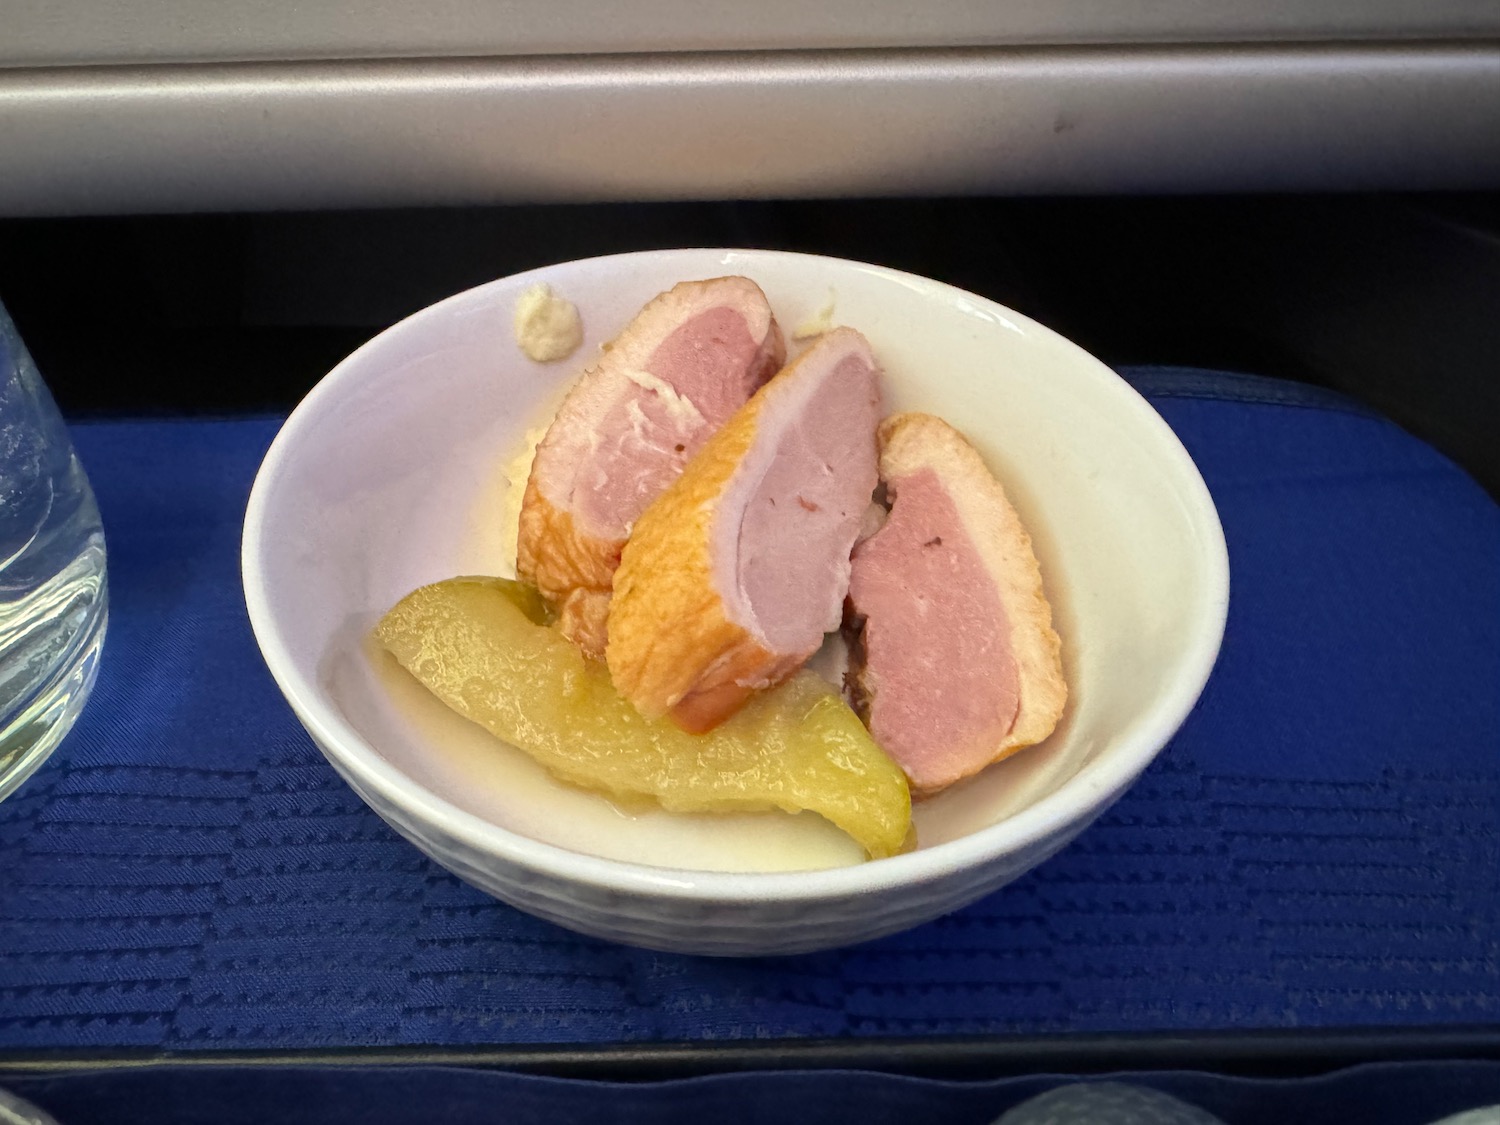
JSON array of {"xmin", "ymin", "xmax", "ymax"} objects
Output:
[
  {"xmin": 0, "ymin": 368, "xmax": 1497, "ymax": 1049},
  {"xmin": 7, "ymin": 1062, "xmax": 1500, "ymax": 1125}
]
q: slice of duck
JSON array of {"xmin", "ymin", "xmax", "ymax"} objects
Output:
[
  {"xmin": 845, "ymin": 412, "xmax": 1066, "ymax": 796},
  {"xmin": 607, "ymin": 327, "xmax": 883, "ymax": 734},
  {"xmin": 517, "ymin": 277, "xmax": 785, "ymax": 658}
]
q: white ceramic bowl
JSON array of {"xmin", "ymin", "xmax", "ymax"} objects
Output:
[{"xmin": 242, "ymin": 248, "xmax": 1229, "ymax": 956}]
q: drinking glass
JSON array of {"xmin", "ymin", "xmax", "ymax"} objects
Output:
[{"xmin": 0, "ymin": 299, "xmax": 108, "ymax": 799}]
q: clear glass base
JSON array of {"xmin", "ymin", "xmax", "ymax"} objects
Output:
[{"xmin": 0, "ymin": 547, "xmax": 108, "ymax": 801}]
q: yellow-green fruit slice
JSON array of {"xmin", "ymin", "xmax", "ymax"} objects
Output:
[{"xmin": 375, "ymin": 576, "xmax": 912, "ymax": 860}]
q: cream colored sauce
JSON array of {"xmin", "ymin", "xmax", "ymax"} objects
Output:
[{"xmin": 514, "ymin": 283, "xmax": 584, "ymax": 363}]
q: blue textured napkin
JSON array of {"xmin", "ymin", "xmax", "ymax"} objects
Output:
[{"xmin": 0, "ymin": 368, "xmax": 1496, "ymax": 1050}]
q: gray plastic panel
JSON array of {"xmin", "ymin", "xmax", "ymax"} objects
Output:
[
  {"xmin": 2, "ymin": 45, "xmax": 1499, "ymax": 216},
  {"xmin": 2, "ymin": 0, "xmax": 1499, "ymax": 67}
]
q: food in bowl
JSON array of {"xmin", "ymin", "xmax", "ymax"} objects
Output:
[
  {"xmin": 607, "ymin": 325, "xmax": 883, "ymax": 733},
  {"xmin": 846, "ymin": 412, "xmax": 1067, "ymax": 796},
  {"xmin": 243, "ymin": 247, "xmax": 1228, "ymax": 952},
  {"xmin": 512, "ymin": 283, "xmax": 585, "ymax": 363},
  {"xmin": 517, "ymin": 277, "xmax": 785, "ymax": 658},
  {"xmin": 376, "ymin": 576, "xmax": 911, "ymax": 859},
  {"xmin": 375, "ymin": 275, "xmax": 1066, "ymax": 862}
]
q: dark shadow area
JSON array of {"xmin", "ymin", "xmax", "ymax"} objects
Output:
[{"xmin": 2, "ymin": 194, "xmax": 1497, "ymax": 493}]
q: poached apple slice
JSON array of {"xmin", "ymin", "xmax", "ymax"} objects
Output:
[{"xmin": 376, "ymin": 576, "xmax": 912, "ymax": 860}]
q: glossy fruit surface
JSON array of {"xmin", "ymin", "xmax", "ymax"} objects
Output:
[{"xmin": 376, "ymin": 576, "xmax": 911, "ymax": 859}]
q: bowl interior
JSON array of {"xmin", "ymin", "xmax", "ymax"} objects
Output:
[{"xmin": 245, "ymin": 248, "xmax": 1227, "ymax": 878}]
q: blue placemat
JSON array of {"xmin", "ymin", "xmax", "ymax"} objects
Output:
[{"xmin": 0, "ymin": 368, "xmax": 1496, "ymax": 1050}]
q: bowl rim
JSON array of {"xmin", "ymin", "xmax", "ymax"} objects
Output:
[{"xmin": 242, "ymin": 246, "xmax": 1230, "ymax": 903}]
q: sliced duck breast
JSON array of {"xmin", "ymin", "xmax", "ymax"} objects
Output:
[
  {"xmin": 607, "ymin": 327, "xmax": 883, "ymax": 733},
  {"xmin": 517, "ymin": 277, "xmax": 784, "ymax": 658},
  {"xmin": 846, "ymin": 412, "xmax": 1066, "ymax": 796}
]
